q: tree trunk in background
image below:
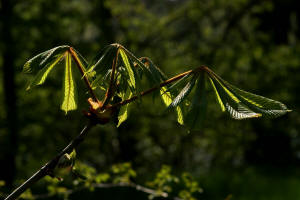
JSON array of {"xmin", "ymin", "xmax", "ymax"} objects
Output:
[{"xmin": 0, "ymin": 0, "xmax": 18, "ymax": 188}]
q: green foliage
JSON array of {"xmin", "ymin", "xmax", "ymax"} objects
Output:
[
  {"xmin": 24, "ymin": 44, "xmax": 290, "ymax": 129},
  {"xmin": 147, "ymin": 165, "xmax": 203, "ymax": 200},
  {"xmin": 111, "ymin": 162, "xmax": 136, "ymax": 184},
  {"xmin": 147, "ymin": 165, "xmax": 179, "ymax": 194}
]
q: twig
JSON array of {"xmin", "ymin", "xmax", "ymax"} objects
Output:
[
  {"xmin": 4, "ymin": 122, "xmax": 96, "ymax": 200},
  {"xmin": 69, "ymin": 47, "xmax": 98, "ymax": 102},
  {"xmin": 31, "ymin": 182, "xmax": 183, "ymax": 200},
  {"xmin": 109, "ymin": 65, "xmax": 209, "ymax": 108}
]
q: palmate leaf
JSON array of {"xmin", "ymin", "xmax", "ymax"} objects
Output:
[
  {"xmin": 206, "ymin": 69, "xmax": 291, "ymax": 119},
  {"xmin": 24, "ymin": 45, "xmax": 88, "ymax": 113}
]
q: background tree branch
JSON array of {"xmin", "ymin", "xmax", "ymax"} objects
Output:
[{"xmin": 4, "ymin": 122, "xmax": 96, "ymax": 200}]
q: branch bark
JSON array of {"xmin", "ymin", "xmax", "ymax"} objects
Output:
[{"xmin": 4, "ymin": 122, "xmax": 96, "ymax": 200}]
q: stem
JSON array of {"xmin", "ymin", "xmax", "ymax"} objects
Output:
[
  {"xmin": 4, "ymin": 122, "xmax": 96, "ymax": 200},
  {"xmin": 109, "ymin": 66, "xmax": 207, "ymax": 108},
  {"xmin": 69, "ymin": 47, "xmax": 98, "ymax": 101},
  {"xmin": 102, "ymin": 46, "xmax": 120, "ymax": 107},
  {"xmin": 31, "ymin": 182, "xmax": 183, "ymax": 200}
]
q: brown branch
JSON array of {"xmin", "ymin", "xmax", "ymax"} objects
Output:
[
  {"xmin": 109, "ymin": 66, "xmax": 208, "ymax": 108},
  {"xmin": 4, "ymin": 122, "xmax": 96, "ymax": 200},
  {"xmin": 69, "ymin": 47, "xmax": 98, "ymax": 102}
]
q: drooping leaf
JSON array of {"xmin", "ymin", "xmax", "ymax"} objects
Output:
[
  {"xmin": 26, "ymin": 53, "xmax": 65, "ymax": 90},
  {"xmin": 90, "ymin": 45, "xmax": 119, "ymax": 86},
  {"xmin": 61, "ymin": 53, "xmax": 77, "ymax": 113},
  {"xmin": 206, "ymin": 68, "xmax": 290, "ymax": 119},
  {"xmin": 209, "ymin": 75, "xmax": 261, "ymax": 119},
  {"xmin": 168, "ymin": 74, "xmax": 197, "ymax": 108},
  {"xmin": 117, "ymin": 89, "xmax": 133, "ymax": 127},
  {"xmin": 23, "ymin": 45, "xmax": 70, "ymax": 74},
  {"xmin": 185, "ymin": 72, "xmax": 207, "ymax": 130},
  {"xmin": 120, "ymin": 49, "xmax": 135, "ymax": 89},
  {"xmin": 208, "ymin": 77, "xmax": 225, "ymax": 112},
  {"xmin": 140, "ymin": 57, "xmax": 167, "ymax": 86},
  {"xmin": 225, "ymin": 82, "xmax": 290, "ymax": 118},
  {"xmin": 160, "ymin": 87, "xmax": 184, "ymax": 125}
]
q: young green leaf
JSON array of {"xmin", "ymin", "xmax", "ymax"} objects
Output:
[
  {"xmin": 120, "ymin": 49, "xmax": 135, "ymax": 89},
  {"xmin": 24, "ymin": 46, "xmax": 92, "ymax": 114},
  {"xmin": 140, "ymin": 57, "xmax": 167, "ymax": 86},
  {"xmin": 117, "ymin": 89, "xmax": 133, "ymax": 127},
  {"xmin": 26, "ymin": 53, "xmax": 65, "ymax": 90},
  {"xmin": 23, "ymin": 45, "xmax": 70, "ymax": 74},
  {"xmin": 168, "ymin": 74, "xmax": 197, "ymax": 108},
  {"xmin": 185, "ymin": 72, "xmax": 207, "ymax": 130},
  {"xmin": 209, "ymin": 76, "xmax": 261, "ymax": 119},
  {"xmin": 61, "ymin": 53, "xmax": 77, "ymax": 113},
  {"xmin": 206, "ymin": 69, "xmax": 290, "ymax": 119},
  {"xmin": 90, "ymin": 45, "xmax": 119, "ymax": 88},
  {"xmin": 160, "ymin": 87, "xmax": 184, "ymax": 125},
  {"xmin": 208, "ymin": 77, "xmax": 225, "ymax": 112}
]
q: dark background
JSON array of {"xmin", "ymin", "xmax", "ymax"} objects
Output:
[{"xmin": 0, "ymin": 0, "xmax": 300, "ymax": 199}]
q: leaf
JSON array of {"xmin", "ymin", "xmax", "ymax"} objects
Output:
[
  {"xmin": 90, "ymin": 45, "xmax": 119, "ymax": 88},
  {"xmin": 120, "ymin": 48, "xmax": 136, "ymax": 88},
  {"xmin": 23, "ymin": 45, "xmax": 70, "ymax": 74},
  {"xmin": 168, "ymin": 74, "xmax": 197, "ymax": 108},
  {"xmin": 61, "ymin": 53, "xmax": 77, "ymax": 113},
  {"xmin": 117, "ymin": 89, "xmax": 133, "ymax": 127},
  {"xmin": 208, "ymin": 77, "xmax": 225, "ymax": 112},
  {"xmin": 26, "ymin": 53, "xmax": 65, "ymax": 90},
  {"xmin": 140, "ymin": 57, "xmax": 167, "ymax": 86},
  {"xmin": 160, "ymin": 87, "xmax": 184, "ymax": 125},
  {"xmin": 209, "ymin": 76, "xmax": 261, "ymax": 119},
  {"xmin": 207, "ymin": 69, "xmax": 290, "ymax": 118},
  {"xmin": 207, "ymin": 70, "xmax": 290, "ymax": 119},
  {"xmin": 226, "ymin": 83, "xmax": 290, "ymax": 118},
  {"xmin": 185, "ymin": 72, "xmax": 207, "ymax": 130}
]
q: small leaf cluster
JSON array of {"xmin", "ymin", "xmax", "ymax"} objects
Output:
[{"xmin": 147, "ymin": 165, "xmax": 203, "ymax": 200}]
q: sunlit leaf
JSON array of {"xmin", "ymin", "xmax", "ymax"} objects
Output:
[
  {"xmin": 207, "ymin": 69, "xmax": 290, "ymax": 118},
  {"xmin": 117, "ymin": 89, "xmax": 132, "ymax": 127},
  {"xmin": 160, "ymin": 87, "xmax": 184, "ymax": 125},
  {"xmin": 26, "ymin": 53, "xmax": 65, "ymax": 90},
  {"xmin": 61, "ymin": 53, "xmax": 77, "ymax": 113},
  {"xmin": 23, "ymin": 45, "xmax": 70, "ymax": 74},
  {"xmin": 168, "ymin": 74, "xmax": 197, "ymax": 108},
  {"xmin": 209, "ymin": 75, "xmax": 261, "ymax": 119},
  {"xmin": 209, "ymin": 77, "xmax": 225, "ymax": 112},
  {"xmin": 120, "ymin": 49, "xmax": 135, "ymax": 88}
]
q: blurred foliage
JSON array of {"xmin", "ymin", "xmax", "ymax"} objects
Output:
[{"xmin": 1, "ymin": 0, "xmax": 300, "ymax": 199}]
